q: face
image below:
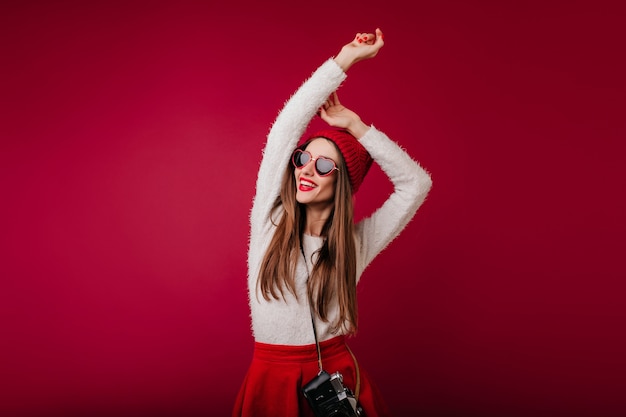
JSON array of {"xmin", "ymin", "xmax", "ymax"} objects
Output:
[{"xmin": 293, "ymin": 138, "xmax": 341, "ymax": 208}]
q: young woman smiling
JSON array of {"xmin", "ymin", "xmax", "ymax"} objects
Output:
[{"xmin": 233, "ymin": 28, "xmax": 433, "ymax": 417}]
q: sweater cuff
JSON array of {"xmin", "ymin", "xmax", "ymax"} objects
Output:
[{"xmin": 358, "ymin": 125, "xmax": 378, "ymax": 145}]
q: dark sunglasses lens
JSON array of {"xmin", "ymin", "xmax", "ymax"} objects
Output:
[
  {"xmin": 316, "ymin": 158, "xmax": 335, "ymax": 175},
  {"xmin": 294, "ymin": 151, "xmax": 310, "ymax": 168}
]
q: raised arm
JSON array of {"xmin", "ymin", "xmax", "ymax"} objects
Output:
[
  {"xmin": 319, "ymin": 93, "xmax": 432, "ymax": 270},
  {"xmin": 355, "ymin": 128, "xmax": 432, "ymax": 272},
  {"xmin": 250, "ymin": 29, "xmax": 386, "ymax": 239},
  {"xmin": 316, "ymin": 32, "xmax": 432, "ymax": 274}
]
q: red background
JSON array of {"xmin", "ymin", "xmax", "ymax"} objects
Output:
[{"xmin": 1, "ymin": 1, "xmax": 624, "ymax": 416}]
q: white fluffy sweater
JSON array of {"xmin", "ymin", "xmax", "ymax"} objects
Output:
[{"xmin": 248, "ymin": 59, "xmax": 432, "ymax": 345}]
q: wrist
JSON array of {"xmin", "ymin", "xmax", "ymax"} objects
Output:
[
  {"xmin": 333, "ymin": 47, "xmax": 359, "ymax": 72},
  {"xmin": 346, "ymin": 119, "xmax": 369, "ymax": 139},
  {"xmin": 333, "ymin": 54, "xmax": 352, "ymax": 72}
]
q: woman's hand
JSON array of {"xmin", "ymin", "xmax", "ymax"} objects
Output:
[
  {"xmin": 333, "ymin": 28, "xmax": 385, "ymax": 72},
  {"xmin": 319, "ymin": 92, "xmax": 370, "ymax": 139}
]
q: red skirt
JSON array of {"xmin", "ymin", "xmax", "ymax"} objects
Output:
[{"xmin": 232, "ymin": 336, "xmax": 391, "ymax": 417}]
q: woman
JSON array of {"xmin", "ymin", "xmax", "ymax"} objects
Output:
[{"xmin": 233, "ymin": 28, "xmax": 432, "ymax": 417}]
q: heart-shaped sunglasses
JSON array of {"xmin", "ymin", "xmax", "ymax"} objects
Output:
[{"xmin": 291, "ymin": 149, "xmax": 339, "ymax": 177}]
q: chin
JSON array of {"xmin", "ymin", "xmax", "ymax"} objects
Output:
[{"xmin": 296, "ymin": 194, "xmax": 313, "ymax": 205}]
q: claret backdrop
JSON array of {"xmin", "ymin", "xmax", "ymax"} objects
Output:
[{"xmin": 1, "ymin": 1, "xmax": 624, "ymax": 416}]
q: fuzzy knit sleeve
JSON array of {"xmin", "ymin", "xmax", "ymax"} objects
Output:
[
  {"xmin": 249, "ymin": 59, "xmax": 346, "ymax": 241},
  {"xmin": 354, "ymin": 126, "xmax": 432, "ymax": 275}
]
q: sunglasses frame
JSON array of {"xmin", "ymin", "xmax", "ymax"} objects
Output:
[{"xmin": 292, "ymin": 149, "xmax": 339, "ymax": 177}]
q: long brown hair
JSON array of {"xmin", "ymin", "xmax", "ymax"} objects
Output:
[{"xmin": 256, "ymin": 139, "xmax": 359, "ymax": 334}]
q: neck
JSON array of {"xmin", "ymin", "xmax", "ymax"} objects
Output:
[{"xmin": 304, "ymin": 204, "xmax": 333, "ymax": 237}]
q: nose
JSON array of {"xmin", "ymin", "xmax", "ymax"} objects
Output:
[{"xmin": 300, "ymin": 159, "xmax": 315, "ymax": 176}]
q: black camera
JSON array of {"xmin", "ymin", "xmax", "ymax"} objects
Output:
[{"xmin": 302, "ymin": 370, "xmax": 363, "ymax": 417}]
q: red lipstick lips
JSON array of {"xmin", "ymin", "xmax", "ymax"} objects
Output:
[{"xmin": 299, "ymin": 177, "xmax": 317, "ymax": 192}]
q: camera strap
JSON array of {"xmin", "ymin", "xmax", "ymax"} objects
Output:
[
  {"xmin": 300, "ymin": 241, "xmax": 361, "ymax": 401},
  {"xmin": 300, "ymin": 241, "xmax": 324, "ymax": 373}
]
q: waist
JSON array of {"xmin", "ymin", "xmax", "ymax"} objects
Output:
[{"xmin": 253, "ymin": 335, "xmax": 347, "ymax": 363}]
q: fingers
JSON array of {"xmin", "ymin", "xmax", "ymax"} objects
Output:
[
  {"xmin": 355, "ymin": 32, "xmax": 373, "ymax": 44},
  {"xmin": 354, "ymin": 28, "xmax": 384, "ymax": 46},
  {"xmin": 317, "ymin": 99, "xmax": 331, "ymax": 117},
  {"xmin": 362, "ymin": 33, "xmax": 375, "ymax": 45},
  {"xmin": 317, "ymin": 92, "xmax": 341, "ymax": 119},
  {"xmin": 322, "ymin": 92, "xmax": 340, "ymax": 109},
  {"xmin": 374, "ymin": 28, "xmax": 385, "ymax": 47}
]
